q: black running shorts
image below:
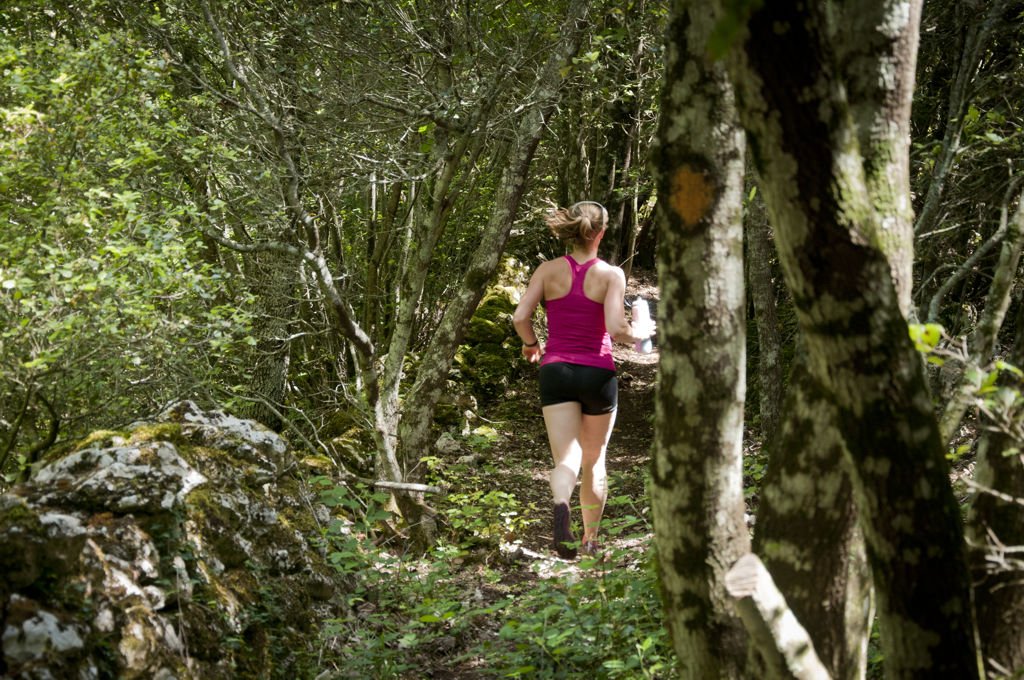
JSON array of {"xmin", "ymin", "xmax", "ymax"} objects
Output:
[{"xmin": 538, "ymin": 362, "xmax": 618, "ymax": 415}]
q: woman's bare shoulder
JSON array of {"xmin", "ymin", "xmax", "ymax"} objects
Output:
[
  {"xmin": 536, "ymin": 257, "xmax": 568, "ymax": 276},
  {"xmin": 595, "ymin": 260, "xmax": 626, "ymax": 281}
]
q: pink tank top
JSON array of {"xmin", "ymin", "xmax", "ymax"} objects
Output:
[{"xmin": 541, "ymin": 256, "xmax": 615, "ymax": 371}]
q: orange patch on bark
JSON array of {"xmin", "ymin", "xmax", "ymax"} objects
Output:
[{"xmin": 669, "ymin": 166, "xmax": 713, "ymax": 227}]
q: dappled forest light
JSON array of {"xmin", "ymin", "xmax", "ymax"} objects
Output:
[{"xmin": 1, "ymin": 0, "xmax": 1023, "ymax": 677}]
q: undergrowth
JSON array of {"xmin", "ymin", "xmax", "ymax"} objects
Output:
[{"xmin": 311, "ymin": 477, "xmax": 675, "ymax": 679}]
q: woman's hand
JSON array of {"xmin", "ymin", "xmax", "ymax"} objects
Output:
[{"xmin": 522, "ymin": 343, "xmax": 543, "ymax": 363}]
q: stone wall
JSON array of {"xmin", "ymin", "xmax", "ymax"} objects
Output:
[{"xmin": 1, "ymin": 401, "xmax": 350, "ymax": 679}]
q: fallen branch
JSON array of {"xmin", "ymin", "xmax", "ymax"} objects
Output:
[
  {"xmin": 725, "ymin": 553, "xmax": 831, "ymax": 680},
  {"xmin": 365, "ymin": 479, "xmax": 444, "ymax": 495}
]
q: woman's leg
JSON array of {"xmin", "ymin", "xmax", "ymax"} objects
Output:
[
  {"xmin": 542, "ymin": 402, "xmax": 584, "ymax": 504},
  {"xmin": 543, "ymin": 401, "xmax": 583, "ymax": 557},
  {"xmin": 579, "ymin": 410, "xmax": 616, "ymax": 543}
]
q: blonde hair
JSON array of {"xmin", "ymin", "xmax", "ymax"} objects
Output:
[{"xmin": 545, "ymin": 201, "xmax": 608, "ymax": 246}]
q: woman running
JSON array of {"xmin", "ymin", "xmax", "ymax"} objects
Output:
[{"xmin": 512, "ymin": 201, "xmax": 653, "ymax": 558}]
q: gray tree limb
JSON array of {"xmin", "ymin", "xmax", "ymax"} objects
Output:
[{"xmin": 725, "ymin": 553, "xmax": 832, "ymax": 680}]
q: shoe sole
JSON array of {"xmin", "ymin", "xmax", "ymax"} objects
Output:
[{"xmin": 553, "ymin": 502, "xmax": 577, "ymax": 559}]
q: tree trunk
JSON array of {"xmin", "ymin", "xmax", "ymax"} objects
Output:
[
  {"xmin": 753, "ymin": 360, "xmax": 871, "ymax": 680},
  {"xmin": 651, "ymin": 2, "xmax": 750, "ymax": 677},
  {"xmin": 750, "ymin": 1, "xmax": 927, "ymax": 673},
  {"xmin": 242, "ymin": 250, "xmax": 296, "ymax": 431},
  {"xmin": 723, "ymin": 0, "xmax": 981, "ymax": 675},
  {"xmin": 836, "ymin": 0, "xmax": 922, "ymax": 311}
]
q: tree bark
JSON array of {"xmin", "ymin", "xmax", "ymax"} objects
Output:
[
  {"xmin": 753, "ymin": 360, "xmax": 871, "ymax": 680},
  {"xmin": 723, "ymin": 0, "xmax": 981, "ymax": 675},
  {"xmin": 749, "ymin": 0, "xmax": 926, "ymax": 670},
  {"xmin": 651, "ymin": 2, "xmax": 750, "ymax": 677},
  {"xmin": 835, "ymin": 0, "xmax": 921, "ymax": 311}
]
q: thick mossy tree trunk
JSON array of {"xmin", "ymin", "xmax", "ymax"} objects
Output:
[
  {"xmin": 651, "ymin": 2, "xmax": 750, "ymax": 677},
  {"xmin": 753, "ymin": 360, "xmax": 871, "ymax": 680},
  {"xmin": 749, "ymin": 184, "xmax": 871, "ymax": 679},
  {"xmin": 749, "ymin": 2, "xmax": 929, "ymax": 675},
  {"xmin": 722, "ymin": 0, "xmax": 980, "ymax": 676}
]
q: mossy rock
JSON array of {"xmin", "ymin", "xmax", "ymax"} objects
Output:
[
  {"xmin": 433, "ymin": 401, "xmax": 462, "ymax": 429},
  {"xmin": 464, "ymin": 352, "xmax": 514, "ymax": 398},
  {"xmin": 322, "ymin": 407, "xmax": 364, "ymax": 439},
  {"xmin": 465, "ymin": 316, "xmax": 508, "ymax": 345},
  {"xmin": 0, "ymin": 401, "xmax": 350, "ymax": 679},
  {"xmin": 476, "ymin": 289, "xmax": 516, "ymax": 320}
]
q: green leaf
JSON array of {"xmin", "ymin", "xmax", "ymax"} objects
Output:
[
  {"xmin": 982, "ymin": 369, "xmax": 999, "ymax": 389},
  {"xmin": 909, "ymin": 323, "xmax": 944, "ymax": 352}
]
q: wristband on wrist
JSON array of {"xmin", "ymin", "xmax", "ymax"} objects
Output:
[{"xmin": 523, "ymin": 339, "xmax": 539, "ymax": 348}]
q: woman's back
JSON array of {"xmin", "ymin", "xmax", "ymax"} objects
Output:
[
  {"xmin": 542, "ymin": 255, "xmax": 612, "ymax": 303},
  {"xmin": 541, "ymin": 256, "xmax": 614, "ymax": 370}
]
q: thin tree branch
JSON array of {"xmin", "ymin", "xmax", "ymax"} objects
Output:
[
  {"xmin": 926, "ymin": 219, "xmax": 1008, "ymax": 323},
  {"xmin": 913, "ymin": 0, "xmax": 1012, "ymax": 236},
  {"xmin": 939, "ymin": 186, "xmax": 1024, "ymax": 442},
  {"xmin": 0, "ymin": 385, "xmax": 36, "ymax": 474},
  {"xmin": 202, "ymin": 228, "xmax": 374, "ymax": 361},
  {"xmin": 19, "ymin": 392, "xmax": 60, "ymax": 482}
]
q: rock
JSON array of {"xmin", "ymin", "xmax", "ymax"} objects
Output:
[
  {"xmin": 26, "ymin": 441, "xmax": 206, "ymax": 513},
  {"xmin": 1, "ymin": 401, "xmax": 351, "ymax": 679},
  {"xmin": 157, "ymin": 400, "xmax": 290, "ymax": 480},
  {"xmin": 2, "ymin": 596, "xmax": 86, "ymax": 664},
  {"xmin": 436, "ymin": 432, "xmax": 462, "ymax": 456}
]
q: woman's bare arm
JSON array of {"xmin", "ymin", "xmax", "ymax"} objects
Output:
[
  {"xmin": 603, "ymin": 267, "xmax": 636, "ymax": 343},
  {"xmin": 513, "ymin": 264, "xmax": 547, "ymax": 362},
  {"xmin": 603, "ymin": 266, "xmax": 654, "ymax": 345}
]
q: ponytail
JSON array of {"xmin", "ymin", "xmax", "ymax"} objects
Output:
[{"xmin": 545, "ymin": 201, "xmax": 608, "ymax": 246}]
